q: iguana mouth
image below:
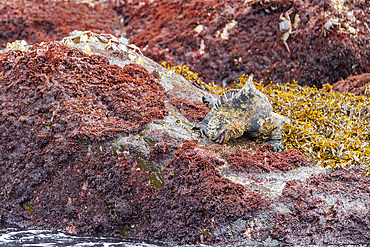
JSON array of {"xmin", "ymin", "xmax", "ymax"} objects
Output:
[
  {"xmin": 218, "ymin": 131, "xmax": 225, "ymax": 144},
  {"xmin": 212, "ymin": 131, "xmax": 226, "ymax": 144}
]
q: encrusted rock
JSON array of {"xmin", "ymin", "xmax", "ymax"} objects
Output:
[
  {"xmin": 332, "ymin": 73, "xmax": 370, "ymax": 96},
  {"xmin": 116, "ymin": 0, "xmax": 370, "ymax": 87}
]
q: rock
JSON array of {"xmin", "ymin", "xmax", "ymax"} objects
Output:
[
  {"xmin": 3, "ymin": 0, "xmax": 369, "ymax": 88},
  {"xmin": 116, "ymin": 0, "xmax": 370, "ymax": 88},
  {"xmin": 136, "ymin": 140, "xmax": 268, "ymax": 245},
  {"xmin": 0, "ymin": 40, "xmax": 167, "ymax": 235},
  {"xmin": 332, "ymin": 73, "xmax": 370, "ymax": 96},
  {"xmin": 266, "ymin": 166, "xmax": 370, "ymax": 245},
  {"xmin": 0, "ymin": 30, "xmax": 313, "ymax": 245},
  {"xmin": 1, "ymin": 28, "xmax": 369, "ymax": 246},
  {"xmin": 0, "ymin": 0, "xmax": 120, "ymax": 49},
  {"xmin": 226, "ymin": 146, "xmax": 309, "ymax": 173}
]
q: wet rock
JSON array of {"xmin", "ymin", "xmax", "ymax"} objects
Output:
[
  {"xmin": 332, "ymin": 73, "xmax": 370, "ymax": 96},
  {"xmin": 115, "ymin": 0, "xmax": 370, "ymax": 87},
  {"xmin": 0, "ymin": 41, "xmax": 166, "ymax": 235},
  {"xmin": 148, "ymin": 141, "xmax": 175, "ymax": 167},
  {"xmin": 0, "ymin": 34, "xmax": 245, "ymax": 244}
]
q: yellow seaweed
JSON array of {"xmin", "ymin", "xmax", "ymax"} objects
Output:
[{"xmin": 165, "ymin": 63, "xmax": 370, "ymax": 174}]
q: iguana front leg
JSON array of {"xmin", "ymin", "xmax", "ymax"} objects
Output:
[
  {"xmin": 262, "ymin": 112, "xmax": 291, "ymax": 151},
  {"xmin": 202, "ymin": 95, "xmax": 218, "ymax": 109},
  {"xmin": 192, "ymin": 111, "xmax": 211, "ymax": 137}
]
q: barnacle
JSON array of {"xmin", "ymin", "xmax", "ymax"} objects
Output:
[
  {"xmin": 82, "ymin": 45, "xmax": 91, "ymax": 54},
  {"xmin": 61, "ymin": 31, "xmax": 138, "ymax": 55},
  {"xmin": 165, "ymin": 64, "xmax": 370, "ymax": 174},
  {"xmin": 6, "ymin": 40, "xmax": 27, "ymax": 51},
  {"xmin": 128, "ymin": 54, "xmax": 143, "ymax": 64},
  {"xmin": 80, "ymin": 33, "xmax": 89, "ymax": 43},
  {"xmin": 63, "ymin": 38, "xmax": 74, "ymax": 46}
]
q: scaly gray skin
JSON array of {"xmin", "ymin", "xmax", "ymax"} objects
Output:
[{"xmin": 193, "ymin": 75, "xmax": 291, "ymax": 151}]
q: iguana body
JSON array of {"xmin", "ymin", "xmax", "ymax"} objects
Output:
[{"xmin": 193, "ymin": 75, "xmax": 290, "ymax": 151}]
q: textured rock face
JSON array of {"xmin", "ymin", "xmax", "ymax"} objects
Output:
[
  {"xmin": 1, "ymin": 0, "xmax": 370, "ymax": 245},
  {"xmin": 0, "ymin": 37, "xmax": 369, "ymax": 246},
  {"xmin": 0, "ymin": 42, "xmax": 166, "ymax": 235},
  {"xmin": 0, "ymin": 40, "xmax": 313, "ymax": 245},
  {"xmin": 2, "ymin": 0, "xmax": 369, "ymax": 88},
  {"xmin": 115, "ymin": 0, "xmax": 370, "ymax": 87},
  {"xmin": 226, "ymin": 146, "xmax": 309, "ymax": 173},
  {"xmin": 137, "ymin": 140, "xmax": 267, "ymax": 245},
  {"xmin": 0, "ymin": 0, "xmax": 120, "ymax": 48},
  {"xmin": 268, "ymin": 166, "xmax": 370, "ymax": 245},
  {"xmin": 332, "ymin": 73, "xmax": 370, "ymax": 95}
]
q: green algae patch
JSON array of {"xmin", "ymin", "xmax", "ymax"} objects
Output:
[{"xmin": 167, "ymin": 64, "xmax": 370, "ymax": 174}]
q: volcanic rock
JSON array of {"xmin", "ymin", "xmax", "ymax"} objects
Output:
[
  {"xmin": 1, "ymin": 21, "xmax": 370, "ymax": 245},
  {"xmin": 115, "ymin": 0, "xmax": 370, "ymax": 87},
  {"xmin": 332, "ymin": 73, "xmax": 370, "ymax": 96}
]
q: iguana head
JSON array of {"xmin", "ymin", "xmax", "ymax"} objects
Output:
[{"xmin": 207, "ymin": 115, "xmax": 245, "ymax": 144}]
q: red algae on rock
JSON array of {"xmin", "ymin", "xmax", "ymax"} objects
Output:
[
  {"xmin": 267, "ymin": 166, "xmax": 370, "ymax": 245},
  {"xmin": 332, "ymin": 73, "xmax": 370, "ymax": 96},
  {"xmin": 147, "ymin": 141, "xmax": 174, "ymax": 166},
  {"xmin": 0, "ymin": 0, "xmax": 121, "ymax": 48},
  {"xmin": 0, "ymin": 42, "xmax": 167, "ymax": 140},
  {"xmin": 168, "ymin": 94, "xmax": 209, "ymax": 123},
  {"xmin": 116, "ymin": 0, "xmax": 370, "ymax": 87},
  {"xmin": 31, "ymin": 153, "xmax": 152, "ymax": 236},
  {"xmin": 2, "ymin": 4, "xmax": 366, "ymax": 243},
  {"xmin": 227, "ymin": 145, "xmax": 310, "ymax": 173},
  {"xmin": 137, "ymin": 140, "xmax": 267, "ymax": 245},
  {"xmin": 0, "ymin": 42, "xmax": 166, "ymax": 235}
]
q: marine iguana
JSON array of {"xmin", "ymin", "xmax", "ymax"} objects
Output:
[{"xmin": 192, "ymin": 75, "xmax": 290, "ymax": 151}]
